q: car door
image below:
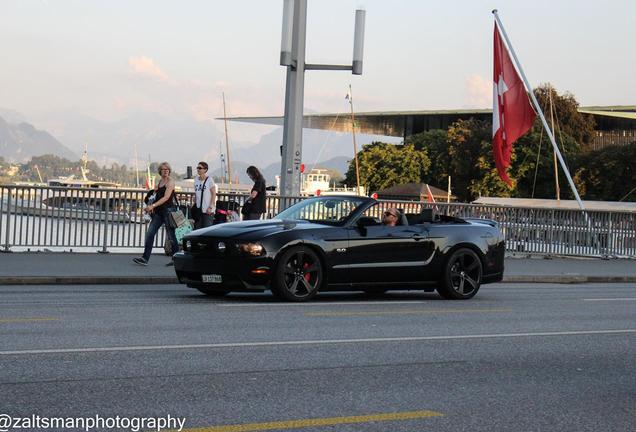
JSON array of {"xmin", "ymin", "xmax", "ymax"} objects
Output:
[{"xmin": 344, "ymin": 223, "xmax": 434, "ymax": 283}]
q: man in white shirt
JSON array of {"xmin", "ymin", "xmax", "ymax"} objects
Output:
[{"xmin": 194, "ymin": 161, "xmax": 217, "ymax": 229}]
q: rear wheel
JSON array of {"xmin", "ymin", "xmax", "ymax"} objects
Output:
[
  {"xmin": 271, "ymin": 246, "xmax": 323, "ymax": 302},
  {"xmin": 437, "ymin": 248, "xmax": 482, "ymax": 300}
]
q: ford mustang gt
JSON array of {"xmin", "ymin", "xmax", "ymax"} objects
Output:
[{"xmin": 173, "ymin": 195, "xmax": 505, "ymax": 301}]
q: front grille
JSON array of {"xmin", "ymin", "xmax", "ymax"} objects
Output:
[{"xmin": 183, "ymin": 237, "xmax": 232, "ymax": 256}]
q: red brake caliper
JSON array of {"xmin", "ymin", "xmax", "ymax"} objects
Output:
[{"xmin": 303, "ymin": 262, "xmax": 311, "ymax": 282}]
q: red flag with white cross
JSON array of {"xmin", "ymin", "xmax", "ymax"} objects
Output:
[{"xmin": 492, "ymin": 23, "xmax": 536, "ymax": 186}]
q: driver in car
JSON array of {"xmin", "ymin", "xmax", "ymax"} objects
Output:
[{"xmin": 382, "ymin": 208, "xmax": 399, "ymax": 226}]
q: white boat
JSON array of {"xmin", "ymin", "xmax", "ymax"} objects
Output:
[{"xmin": 301, "ymin": 168, "xmax": 365, "ymax": 196}]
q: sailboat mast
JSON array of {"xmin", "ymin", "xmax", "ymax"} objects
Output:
[
  {"xmin": 34, "ymin": 164, "xmax": 43, "ymax": 183},
  {"xmin": 134, "ymin": 143, "xmax": 140, "ymax": 188},
  {"xmin": 222, "ymin": 92, "xmax": 232, "ymax": 186},
  {"xmin": 347, "ymin": 84, "xmax": 361, "ymax": 194},
  {"xmin": 219, "ymin": 140, "xmax": 227, "ymax": 184}
]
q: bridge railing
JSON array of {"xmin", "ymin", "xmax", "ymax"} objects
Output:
[{"xmin": 1, "ymin": 185, "xmax": 635, "ymax": 258}]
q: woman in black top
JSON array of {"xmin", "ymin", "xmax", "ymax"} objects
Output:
[
  {"xmin": 133, "ymin": 162, "xmax": 179, "ymax": 266},
  {"xmin": 244, "ymin": 165, "xmax": 266, "ymax": 220}
]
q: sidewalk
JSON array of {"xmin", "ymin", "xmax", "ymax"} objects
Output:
[{"xmin": 1, "ymin": 251, "xmax": 635, "ymax": 285}]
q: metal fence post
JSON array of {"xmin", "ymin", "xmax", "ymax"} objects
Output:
[
  {"xmin": 3, "ymin": 187, "xmax": 11, "ymax": 252},
  {"xmin": 100, "ymin": 191, "xmax": 111, "ymax": 253}
]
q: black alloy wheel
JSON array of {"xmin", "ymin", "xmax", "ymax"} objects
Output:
[
  {"xmin": 272, "ymin": 246, "xmax": 323, "ymax": 301},
  {"xmin": 437, "ymin": 248, "xmax": 482, "ymax": 300}
]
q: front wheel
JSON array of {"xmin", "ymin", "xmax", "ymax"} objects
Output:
[
  {"xmin": 437, "ymin": 248, "xmax": 482, "ymax": 300},
  {"xmin": 271, "ymin": 246, "xmax": 323, "ymax": 302}
]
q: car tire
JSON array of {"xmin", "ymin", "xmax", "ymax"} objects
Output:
[
  {"xmin": 271, "ymin": 246, "xmax": 323, "ymax": 302},
  {"xmin": 195, "ymin": 287, "xmax": 230, "ymax": 297},
  {"xmin": 437, "ymin": 248, "xmax": 482, "ymax": 300}
]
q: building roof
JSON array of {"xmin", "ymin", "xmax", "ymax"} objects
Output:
[
  {"xmin": 376, "ymin": 182, "xmax": 455, "ymax": 201},
  {"xmin": 473, "ymin": 197, "xmax": 636, "ymax": 213},
  {"xmin": 223, "ymin": 105, "xmax": 636, "ymax": 138}
]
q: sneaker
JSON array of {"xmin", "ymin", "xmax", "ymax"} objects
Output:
[
  {"xmin": 133, "ymin": 257, "xmax": 148, "ymax": 266},
  {"xmin": 165, "ymin": 261, "xmax": 174, "ymax": 267}
]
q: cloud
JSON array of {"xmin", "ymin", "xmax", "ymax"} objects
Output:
[
  {"xmin": 128, "ymin": 56, "xmax": 168, "ymax": 81},
  {"xmin": 465, "ymin": 74, "xmax": 491, "ymax": 108}
]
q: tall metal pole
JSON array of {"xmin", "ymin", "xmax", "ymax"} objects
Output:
[
  {"xmin": 347, "ymin": 84, "xmax": 361, "ymax": 194},
  {"xmin": 280, "ymin": 0, "xmax": 307, "ymax": 198},
  {"xmin": 548, "ymin": 89, "xmax": 560, "ymax": 201},
  {"xmin": 222, "ymin": 92, "xmax": 232, "ymax": 186},
  {"xmin": 279, "ymin": 2, "xmax": 364, "ymax": 199},
  {"xmin": 493, "ymin": 10, "xmax": 585, "ymax": 212}
]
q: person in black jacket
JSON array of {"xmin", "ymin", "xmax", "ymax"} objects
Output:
[{"xmin": 244, "ymin": 165, "xmax": 266, "ymax": 220}]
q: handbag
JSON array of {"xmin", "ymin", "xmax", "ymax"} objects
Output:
[
  {"xmin": 168, "ymin": 209, "xmax": 187, "ymax": 228},
  {"xmin": 241, "ymin": 200, "xmax": 252, "ymax": 216},
  {"xmin": 144, "ymin": 189, "xmax": 156, "ymax": 205}
]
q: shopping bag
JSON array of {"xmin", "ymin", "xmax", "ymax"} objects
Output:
[
  {"xmin": 175, "ymin": 221, "xmax": 193, "ymax": 244},
  {"xmin": 168, "ymin": 209, "xmax": 187, "ymax": 228}
]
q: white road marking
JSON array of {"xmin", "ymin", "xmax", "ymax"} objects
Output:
[
  {"xmin": 583, "ymin": 298, "xmax": 636, "ymax": 301},
  {"xmin": 1, "ymin": 329, "xmax": 635, "ymax": 356}
]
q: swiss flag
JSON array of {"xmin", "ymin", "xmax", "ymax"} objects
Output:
[{"xmin": 493, "ymin": 23, "xmax": 536, "ymax": 186}]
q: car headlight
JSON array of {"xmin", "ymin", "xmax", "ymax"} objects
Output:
[{"xmin": 237, "ymin": 242, "xmax": 265, "ymax": 256}]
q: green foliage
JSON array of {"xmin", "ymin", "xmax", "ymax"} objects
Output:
[
  {"xmin": 407, "ymin": 130, "xmax": 448, "ymax": 184},
  {"xmin": 533, "ymin": 84, "xmax": 596, "ymax": 147},
  {"xmin": 573, "ymin": 142, "xmax": 636, "ymax": 202},
  {"xmin": 344, "ymin": 142, "xmax": 430, "ymax": 193},
  {"xmin": 346, "ymin": 85, "xmax": 627, "ymax": 202}
]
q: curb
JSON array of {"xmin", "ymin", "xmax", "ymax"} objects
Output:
[
  {"xmin": 0, "ymin": 276, "xmax": 635, "ymax": 285},
  {"xmin": 0, "ymin": 276, "xmax": 178, "ymax": 285}
]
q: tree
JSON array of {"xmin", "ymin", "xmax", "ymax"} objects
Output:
[
  {"xmin": 573, "ymin": 142, "xmax": 636, "ymax": 202},
  {"xmin": 407, "ymin": 129, "xmax": 448, "ymax": 187},
  {"xmin": 343, "ymin": 142, "xmax": 430, "ymax": 193},
  {"xmin": 533, "ymin": 83, "xmax": 596, "ymax": 148}
]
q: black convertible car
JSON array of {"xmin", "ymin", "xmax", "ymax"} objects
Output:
[{"xmin": 173, "ymin": 195, "xmax": 505, "ymax": 301}]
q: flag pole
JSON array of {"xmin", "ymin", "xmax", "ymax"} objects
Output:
[{"xmin": 492, "ymin": 10, "xmax": 585, "ymax": 212}]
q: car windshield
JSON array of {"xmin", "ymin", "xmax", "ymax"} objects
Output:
[{"xmin": 276, "ymin": 196, "xmax": 367, "ymax": 225}]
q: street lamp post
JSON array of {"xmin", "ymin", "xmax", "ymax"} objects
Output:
[{"xmin": 279, "ymin": 1, "xmax": 366, "ymax": 199}]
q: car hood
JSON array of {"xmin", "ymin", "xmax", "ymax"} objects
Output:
[{"xmin": 188, "ymin": 219, "xmax": 329, "ymax": 239}]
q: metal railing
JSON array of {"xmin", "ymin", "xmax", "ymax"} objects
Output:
[{"xmin": 1, "ymin": 185, "xmax": 635, "ymax": 258}]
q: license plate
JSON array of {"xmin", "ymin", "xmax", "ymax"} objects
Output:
[{"xmin": 202, "ymin": 274, "xmax": 222, "ymax": 283}]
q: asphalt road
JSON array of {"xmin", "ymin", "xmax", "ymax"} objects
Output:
[{"xmin": 1, "ymin": 283, "xmax": 635, "ymax": 432}]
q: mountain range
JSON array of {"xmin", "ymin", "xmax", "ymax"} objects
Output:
[
  {"xmin": 0, "ymin": 108, "xmax": 396, "ymax": 183},
  {"xmin": 0, "ymin": 114, "xmax": 77, "ymax": 163}
]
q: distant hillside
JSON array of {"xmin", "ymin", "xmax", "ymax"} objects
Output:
[{"xmin": 0, "ymin": 115, "xmax": 77, "ymax": 163}]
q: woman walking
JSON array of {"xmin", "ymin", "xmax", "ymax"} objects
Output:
[
  {"xmin": 133, "ymin": 162, "xmax": 179, "ymax": 266},
  {"xmin": 244, "ymin": 165, "xmax": 266, "ymax": 220}
]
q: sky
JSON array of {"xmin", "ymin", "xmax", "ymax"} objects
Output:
[{"xmin": 1, "ymin": 0, "xmax": 635, "ymax": 144}]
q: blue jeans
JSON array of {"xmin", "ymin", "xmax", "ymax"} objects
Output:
[{"xmin": 142, "ymin": 207, "xmax": 178, "ymax": 261}]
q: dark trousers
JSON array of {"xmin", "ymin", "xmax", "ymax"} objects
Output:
[
  {"xmin": 142, "ymin": 207, "xmax": 178, "ymax": 261},
  {"xmin": 194, "ymin": 213, "xmax": 214, "ymax": 229}
]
